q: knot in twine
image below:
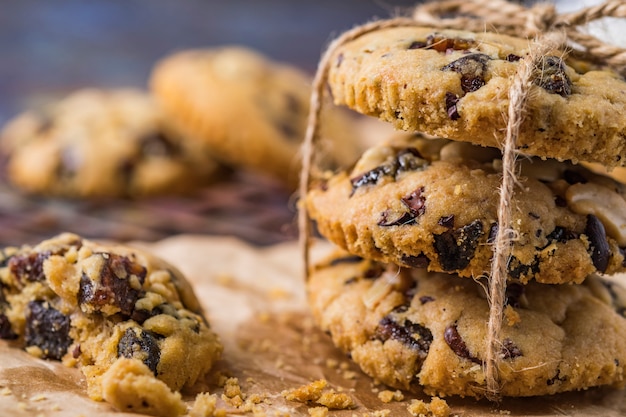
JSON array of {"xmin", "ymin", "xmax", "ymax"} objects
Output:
[{"xmin": 298, "ymin": 0, "xmax": 626, "ymax": 401}]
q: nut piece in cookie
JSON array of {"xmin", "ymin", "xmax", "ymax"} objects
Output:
[{"xmin": 0, "ymin": 233, "xmax": 222, "ymax": 416}]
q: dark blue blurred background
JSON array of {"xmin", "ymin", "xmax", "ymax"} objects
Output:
[{"xmin": 0, "ymin": 0, "xmax": 420, "ymax": 125}]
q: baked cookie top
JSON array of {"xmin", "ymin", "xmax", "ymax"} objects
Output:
[
  {"xmin": 308, "ymin": 249, "xmax": 626, "ymax": 398},
  {"xmin": 306, "ymin": 133, "xmax": 626, "ymax": 284},
  {"xmin": 150, "ymin": 46, "xmax": 362, "ymax": 188},
  {"xmin": 0, "ymin": 233, "xmax": 222, "ymax": 415},
  {"xmin": 327, "ymin": 26, "xmax": 626, "ymax": 167},
  {"xmin": 0, "ymin": 88, "xmax": 222, "ymax": 199}
]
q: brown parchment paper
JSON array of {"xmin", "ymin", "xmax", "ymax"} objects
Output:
[{"xmin": 1, "ymin": 235, "xmax": 626, "ymax": 417}]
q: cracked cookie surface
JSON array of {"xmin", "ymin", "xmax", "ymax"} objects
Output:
[
  {"xmin": 327, "ymin": 26, "xmax": 626, "ymax": 167},
  {"xmin": 0, "ymin": 233, "xmax": 222, "ymax": 416},
  {"xmin": 307, "ymin": 249, "xmax": 626, "ymax": 398},
  {"xmin": 306, "ymin": 133, "xmax": 626, "ymax": 284}
]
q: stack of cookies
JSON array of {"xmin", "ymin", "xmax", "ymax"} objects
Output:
[{"xmin": 304, "ymin": 26, "xmax": 626, "ymax": 398}]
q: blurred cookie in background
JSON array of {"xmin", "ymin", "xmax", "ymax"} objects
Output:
[
  {"xmin": 0, "ymin": 88, "xmax": 224, "ymax": 199},
  {"xmin": 150, "ymin": 46, "xmax": 363, "ymax": 189}
]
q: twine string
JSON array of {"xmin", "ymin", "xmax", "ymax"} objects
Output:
[
  {"xmin": 484, "ymin": 32, "xmax": 565, "ymax": 400},
  {"xmin": 298, "ymin": 17, "xmax": 422, "ymax": 276},
  {"xmin": 298, "ymin": 0, "xmax": 626, "ymax": 399}
]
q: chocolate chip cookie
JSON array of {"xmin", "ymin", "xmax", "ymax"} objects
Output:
[
  {"xmin": 149, "ymin": 46, "xmax": 362, "ymax": 188},
  {"xmin": 0, "ymin": 233, "xmax": 222, "ymax": 415},
  {"xmin": 0, "ymin": 88, "xmax": 222, "ymax": 198},
  {"xmin": 305, "ymin": 133, "xmax": 626, "ymax": 284},
  {"xmin": 327, "ymin": 26, "xmax": 626, "ymax": 167},
  {"xmin": 308, "ymin": 249, "xmax": 626, "ymax": 398}
]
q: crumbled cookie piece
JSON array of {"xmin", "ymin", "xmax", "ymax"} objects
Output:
[
  {"xmin": 282, "ymin": 379, "xmax": 355, "ymax": 410},
  {"xmin": 189, "ymin": 393, "xmax": 227, "ymax": 417},
  {"xmin": 377, "ymin": 390, "xmax": 404, "ymax": 403},
  {"xmin": 407, "ymin": 397, "xmax": 450, "ymax": 417},
  {"xmin": 0, "ymin": 233, "xmax": 222, "ymax": 415}
]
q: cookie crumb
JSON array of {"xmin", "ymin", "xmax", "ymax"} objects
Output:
[
  {"xmin": 343, "ymin": 370, "xmax": 358, "ymax": 380},
  {"xmin": 408, "ymin": 397, "xmax": 450, "ymax": 417},
  {"xmin": 1, "ymin": 387, "xmax": 11, "ymax": 396},
  {"xmin": 504, "ymin": 305, "xmax": 521, "ymax": 326},
  {"xmin": 308, "ymin": 406, "xmax": 329, "ymax": 417},
  {"xmin": 189, "ymin": 393, "xmax": 227, "ymax": 417},
  {"xmin": 364, "ymin": 410, "xmax": 391, "ymax": 417},
  {"xmin": 221, "ymin": 377, "xmax": 245, "ymax": 407},
  {"xmin": 326, "ymin": 358, "xmax": 339, "ymax": 369},
  {"xmin": 318, "ymin": 390, "xmax": 355, "ymax": 409},
  {"xmin": 282, "ymin": 379, "xmax": 327, "ymax": 402},
  {"xmin": 30, "ymin": 394, "xmax": 47, "ymax": 402},
  {"xmin": 282, "ymin": 379, "xmax": 355, "ymax": 410},
  {"xmin": 377, "ymin": 389, "xmax": 404, "ymax": 403}
]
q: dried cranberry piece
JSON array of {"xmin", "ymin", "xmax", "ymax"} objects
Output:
[
  {"xmin": 350, "ymin": 148, "xmax": 427, "ymax": 192},
  {"xmin": 376, "ymin": 316, "xmax": 433, "ymax": 354},
  {"xmin": 351, "ymin": 165, "xmax": 395, "ymax": 190},
  {"xmin": 118, "ymin": 327, "xmax": 161, "ymax": 375},
  {"xmin": 487, "ymin": 222, "xmax": 499, "ymax": 244},
  {"xmin": 419, "ymin": 296, "xmax": 435, "ymax": 305},
  {"xmin": 408, "ymin": 40, "xmax": 427, "ymax": 49},
  {"xmin": 444, "ymin": 324, "xmax": 479, "ymax": 363},
  {"xmin": 585, "ymin": 214, "xmax": 610, "ymax": 273},
  {"xmin": 507, "ymin": 256, "xmax": 539, "ymax": 281},
  {"xmin": 545, "ymin": 226, "xmax": 578, "ymax": 243},
  {"xmin": 547, "ymin": 369, "xmax": 566, "ymax": 386},
  {"xmin": 433, "ymin": 220, "xmax": 484, "ymax": 271},
  {"xmin": 378, "ymin": 187, "xmax": 427, "ymax": 227},
  {"xmin": 500, "ymin": 338, "xmax": 522, "ymax": 359},
  {"xmin": 0, "ymin": 313, "xmax": 17, "ymax": 340},
  {"xmin": 506, "ymin": 54, "xmax": 522, "ymax": 62},
  {"xmin": 533, "ymin": 56, "xmax": 572, "ymax": 97},
  {"xmin": 438, "ymin": 215, "xmax": 455, "ymax": 229},
  {"xmin": 442, "ymin": 53, "xmax": 491, "ymax": 93},
  {"xmin": 401, "ymin": 254, "xmax": 430, "ymax": 268},
  {"xmin": 9, "ymin": 251, "xmax": 51, "ymax": 283},
  {"xmin": 25, "ymin": 301, "xmax": 72, "ymax": 360},
  {"xmin": 396, "ymin": 148, "xmax": 425, "ymax": 173},
  {"xmin": 402, "ymin": 187, "xmax": 426, "ymax": 217},
  {"xmin": 378, "ymin": 211, "xmax": 417, "ymax": 227},
  {"xmin": 78, "ymin": 253, "xmax": 147, "ymax": 316},
  {"xmin": 445, "ymin": 92, "xmax": 461, "ymax": 120}
]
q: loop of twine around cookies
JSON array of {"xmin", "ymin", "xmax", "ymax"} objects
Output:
[{"xmin": 298, "ymin": 0, "xmax": 626, "ymax": 401}]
